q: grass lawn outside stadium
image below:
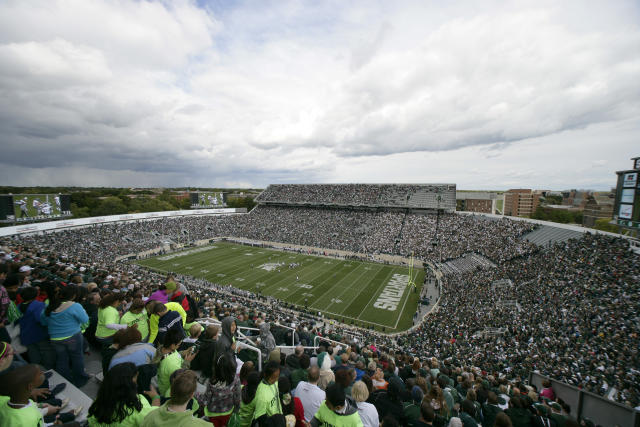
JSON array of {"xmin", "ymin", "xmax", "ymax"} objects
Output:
[{"xmin": 136, "ymin": 241, "xmax": 425, "ymax": 333}]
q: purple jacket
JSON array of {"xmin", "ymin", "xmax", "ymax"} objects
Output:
[{"xmin": 149, "ymin": 289, "xmax": 168, "ymax": 304}]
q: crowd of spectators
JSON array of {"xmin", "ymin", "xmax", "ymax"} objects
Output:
[
  {"xmin": 0, "ymin": 200, "xmax": 638, "ymax": 425},
  {"xmin": 12, "ymin": 206, "xmax": 537, "ymax": 265},
  {"xmin": 255, "ymin": 184, "xmax": 455, "ymax": 209}
]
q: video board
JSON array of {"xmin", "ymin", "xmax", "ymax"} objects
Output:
[
  {"xmin": 0, "ymin": 194, "xmax": 72, "ymax": 223},
  {"xmin": 190, "ymin": 192, "xmax": 227, "ymax": 208}
]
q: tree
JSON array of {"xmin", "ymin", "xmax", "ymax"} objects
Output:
[
  {"xmin": 93, "ymin": 197, "xmax": 128, "ymax": 216},
  {"xmin": 70, "ymin": 203, "xmax": 90, "ymax": 218}
]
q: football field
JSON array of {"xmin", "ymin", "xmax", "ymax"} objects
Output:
[{"xmin": 136, "ymin": 241, "xmax": 424, "ymax": 332}]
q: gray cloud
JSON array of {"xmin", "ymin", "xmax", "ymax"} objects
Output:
[{"xmin": 0, "ymin": 0, "xmax": 638, "ymax": 189}]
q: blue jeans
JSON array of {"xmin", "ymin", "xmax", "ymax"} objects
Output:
[
  {"xmin": 27, "ymin": 339, "xmax": 56, "ymax": 371},
  {"xmin": 52, "ymin": 332, "xmax": 88, "ymax": 387}
]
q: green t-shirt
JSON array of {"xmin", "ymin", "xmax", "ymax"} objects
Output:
[
  {"xmin": 0, "ymin": 397, "xmax": 45, "ymax": 427},
  {"xmin": 313, "ymin": 402, "xmax": 363, "ymax": 427},
  {"xmin": 158, "ymin": 351, "xmax": 183, "ymax": 396},
  {"xmin": 96, "ymin": 306, "xmax": 121, "ymax": 339},
  {"xmin": 252, "ymin": 381, "xmax": 282, "ymax": 420},
  {"xmin": 239, "ymin": 398, "xmax": 257, "ymax": 427},
  {"xmin": 121, "ymin": 310, "xmax": 149, "ymax": 341},
  {"xmin": 88, "ymin": 394, "xmax": 154, "ymax": 427}
]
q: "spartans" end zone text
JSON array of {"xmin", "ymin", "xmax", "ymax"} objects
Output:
[{"xmin": 373, "ymin": 273, "xmax": 408, "ymax": 311}]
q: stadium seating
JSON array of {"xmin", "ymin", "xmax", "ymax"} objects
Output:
[{"xmin": 1, "ymin": 186, "xmax": 639, "ymax": 425}]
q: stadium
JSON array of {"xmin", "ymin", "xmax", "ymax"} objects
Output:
[{"xmin": 0, "ymin": 183, "xmax": 638, "ymax": 427}]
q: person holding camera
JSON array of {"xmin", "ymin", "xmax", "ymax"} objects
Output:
[{"xmin": 154, "ymin": 329, "xmax": 198, "ymax": 396}]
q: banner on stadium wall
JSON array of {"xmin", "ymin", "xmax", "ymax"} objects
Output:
[
  {"xmin": 621, "ymin": 188, "xmax": 635, "ymax": 204},
  {"xmin": 623, "ymin": 172, "xmax": 637, "ymax": 188},
  {"xmin": 0, "ymin": 208, "xmax": 242, "ymax": 237},
  {"xmin": 619, "ymin": 204, "xmax": 633, "ymax": 219}
]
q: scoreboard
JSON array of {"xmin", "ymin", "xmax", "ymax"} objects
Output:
[
  {"xmin": 0, "ymin": 194, "xmax": 72, "ymax": 223},
  {"xmin": 190, "ymin": 191, "xmax": 227, "ymax": 208}
]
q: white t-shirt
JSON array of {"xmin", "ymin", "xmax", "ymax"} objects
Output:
[
  {"xmin": 294, "ymin": 381, "xmax": 325, "ymax": 422},
  {"xmin": 356, "ymin": 401, "xmax": 379, "ymax": 427}
]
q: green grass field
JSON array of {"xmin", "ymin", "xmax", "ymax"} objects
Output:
[{"xmin": 136, "ymin": 241, "xmax": 424, "ymax": 332}]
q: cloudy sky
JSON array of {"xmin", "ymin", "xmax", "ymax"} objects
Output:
[{"xmin": 0, "ymin": 0, "xmax": 638, "ymax": 190}]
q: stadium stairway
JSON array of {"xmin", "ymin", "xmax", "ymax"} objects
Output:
[
  {"xmin": 393, "ymin": 212, "xmax": 408, "ymax": 254},
  {"xmin": 522, "ymin": 225, "xmax": 584, "ymax": 247}
]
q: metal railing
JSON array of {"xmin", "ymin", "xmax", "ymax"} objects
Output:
[
  {"xmin": 236, "ymin": 341, "xmax": 263, "ymax": 371},
  {"xmin": 529, "ymin": 372, "xmax": 640, "ymax": 427},
  {"xmin": 313, "ymin": 335, "xmax": 350, "ymax": 349}
]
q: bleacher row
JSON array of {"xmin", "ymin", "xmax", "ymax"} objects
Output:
[
  {"xmin": 438, "ymin": 253, "xmax": 497, "ymax": 276},
  {"xmin": 521, "ymin": 225, "xmax": 584, "ymax": 247}
]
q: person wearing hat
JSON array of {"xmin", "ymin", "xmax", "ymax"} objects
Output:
[{"xmin": 317, "ymin": 351, "xmax": 335, "ymax": 391}]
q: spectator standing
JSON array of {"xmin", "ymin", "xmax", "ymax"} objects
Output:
[
  {"xmin": 197, "ymin": 352, "xmax": 241, "ymax": 427},
  {"xmin": 253, "ymin": 361, "xmax": 283, "ymax": 424},
  {"xmin": 155, "ymin": 329, "xmax": 196, "ymax": 396},
  {"xmin": 539, "ymin": 380, "xmax": 555, "ymax": 401},
  {"xmin": 294, "ymin": 366, "xmax": 325, "ymax": 422},
  {"xmin": 352, "ymin": 380, "xmax": 379, "ymax": 427},
  {"xmin": 257, "ymin": 322, "xmax": 276, "ymax": 359},
  {"xmin": 278, "ymin": 376, "xmax": 305, "ymax": 427},
  {"xmin": 239, "ymin": 371, "xmax": 261, "ymax": 427},
  {"xmin": 190, "ymin": 324, "xmax": 218, "ymax": 378},
  {"xmin": 317, "ymin": 352, "xmax": 335, "ymax": 390},
  {"xmin": 40, "ymin": 285, "xmax": 90, "ymax": 387},
  {"xmin": 215, "ymin": 316, "xmax": 237, "ymax": 364},
  {"xmin": 82, "ymin": 291, "xmax": 100, "ymax": 347},
  {"xmin": 154, "ymin": 303, "xmax": 186, "ymax": 346},
  {"xmin": 147, "ymin": 300, "xmax": 186, "ymax": 345},
  {"xmin": 18, "ymin": 287, "xmax": 55, "ymax": 370},
  {"xmin": 95, "ymin": 294, "xmax": 127, "ymax": 349},
  {"xmin": 120, "ymin": 298, "xmax": 149, "ymax": 342},
  {"xmin": 0, "ymin": 275, "xmax": 11, "ymax": 343}
]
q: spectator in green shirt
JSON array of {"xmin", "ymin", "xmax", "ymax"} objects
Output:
[
  {"xmin": 0, "ymin": 364, "xmax": 46, "ymax": 427},
  {"xmin": 96, "ymin": 294, "xmax": 126, "ymax": 348},
  {"xmin": 155, "ymin": 328, "xmax": 197, "ymax": 396},
  {"xmin": 311, "ymin": 382, "xmax": 364, "ymax": 427},
  {"xmin": 120, "ymin": 298, "xmax": 149, "ymax": 342},
  {"xmin": 141, "ymin": 370, "xmax": 210, "ymax": 427},
  {"xmin": 253, "ymin": 361, "xmax": 283, "ymax": 423},
  {"xmin": 239, "ymin": 371, "xmax": 261, "ymax": 427}
]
